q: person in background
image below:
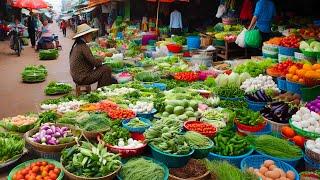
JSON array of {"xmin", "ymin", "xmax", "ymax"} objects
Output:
[
  {"xmin": 27, "ymin": 12, "xmax": 36, "ymax": 48},
  {"xmin": 248, "ymin": 0, "xmax": 276, "ymax": 42},
  {"xmin": 36, "ymin": 19, "xmax": 53, "ymax": 50},
  {"xmin": 240, "ymin": 0, "xmax": 254, "ymax": 26},
  {"xmin": 92, "ymin": 14, "xmax": 101, "ymax": 36},
  {"xmin": 169, "ymin": 7, "xmax": 182, "ymax": 35},
  {"xmin": 69, "ymin": 24, "xmax": 112, "ymax": 88},
  {"xmin": 60, "ymin": 20, "xmax": 67, "ymax": 37}
]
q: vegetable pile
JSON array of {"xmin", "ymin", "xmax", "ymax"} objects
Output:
[
  {"xmin": 39, "ymin": 49, "xmax": 59, "ymax": 60},
  {"xmin": 29, "ymin": 124, "xmax": 74, "ymax": 145},
  {"xmin": 305, "ymin": 138, "xmax": 320, "ymax": 155},
  {"xmin": 291, "ymin": 107, "xmax": 320, "ymax": 134},
  {"xmin": 235, "ymin": 108, "xmax": 265, "ymax": 126},
  {"xmin": 61, "ymin": 142, "xmax": 121, "ymax": 178},
  {"xmin": 129, "ymin": 101, "xmax": 154, "ymax": 114},
  {"xmin": 119, "ymin": 157, "xmax": 166, "ymax": 180},
  {"xmin": 21, "ymin": 65, "xmax": 48, "ymax": 83},
  {"xmin": 135, "ymin": 71, "xmax": 160, "ymax": 82},
  {"xmin": 0, "ymin": 132, "xmax": 24, "ymax": 163},
  {"xmin": 280, "ymin": 35, "xmax": 301, "ymax": 48},
  {"xmin": 267, "ymin": 60, "xmax": 301, "ymax": 77},
  {"xmin": 306, "ymin": 96, "xmax": 320, "ymax": 114},
  {"xmin": 174, "ymin": 72, "xmax": 199, "ymax": 82},
  {"xmin": 234, "ymin": 59, "xmax": 274, "ymax": 77},
  {"xmin": 245, "ymin": 89, "xmax": 273, "ymax": 102},
  {"xmin": 184, "ymin": 121, "xmax": 217, "ymax": 137},
  {"xmin": 126, "ymin": 118, "xmax": 149, "ymax": 128},
  {"xmin": 260, "ymin": 101, "xmax": 298, "ymax": 124},
  {"xmin": 1, "ymin": 114, "xmax": 38, "ymax": 133},
  {"xmin": 285, "ymin": 63, "xmax": 320, "ymax": 86},
  {"xmin": 103, "ymin": 123, "xmax": 130, "ymax": 145},
  {"xmin": 184, "ymin": 131, "xmax": 212, "ymax": 149},
  {"xmin": 44, "ymin": 82, "xmax": 72, "ymax": 95},
  {"xmin": 170, "ymin": 159, "xmax": 208, "ymax": 179},
  {"xmin": 240, "ymin": 75, "xmax": 279, "ymax": 93}
]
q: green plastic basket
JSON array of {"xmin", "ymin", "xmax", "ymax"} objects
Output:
[
  {"xmin": 8, "ymin": 159, "xmax": 64, "ymax": 180},
  {"xmin": 289, "ymin": 119, "xmax": 320, "ymax": 139},
  {"xmin": 301, "ymin": 85, "xmax": 320, "ymax": 102},
  {"xmin": 192, "ymin": 139, "xmax": 214, "ymax": 159},
  {"xmin": 214, "ymin": 39, "xmax": 225, "ymax": 46},
  {"xmin": 301, "ymin": 49, "xmax": 320, "ymax": 58}
]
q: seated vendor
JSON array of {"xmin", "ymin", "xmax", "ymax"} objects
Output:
[
  {"xmin": 36, "ymin": 19, "xmax": 54, "ymax": 50},
  {"xmin": 69, "ymin": 24, "xmax": 112, "ymax": 88}
]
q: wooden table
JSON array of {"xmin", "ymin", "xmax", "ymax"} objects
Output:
[{"xmin": 215, "ymin": 41, "xmax": 248, "ymax": 60}]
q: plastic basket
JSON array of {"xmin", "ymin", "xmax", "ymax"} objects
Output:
[
  {"xmin": 279, "ymin": 46, "xmax": 299, "ymax": 56},
  {"xmin": 289, "ymin": 119, "xmax": 320, "ymax": 139},
  {"xmin": 286, "ymin": 80, "xmax": 305, "ymax": 94},
  {"xmin": 304, "ymin": 154, "xmax": 320, "ymax": 171},
  {"xmin": 142, "ymin": 83, "xmax": 167, "ymax": 91},
  {"xmin": 8, "ymin": 159, "xmax": 64, "ymax": 180},
  {"xmin": 264, "ymin": 117, "xmax": 288, "ymax": 133},
  {"xmin": 277, "ymin": 77, "xmax": 287, "ymax": 91},
  {"xmin": 187, "ymin": 36, "xmax": 200, "ymax": 50},
  {"xmin": 301, "ymin": 85, "xmax": 320, "ymax": 102},
  {"xmin": 278, "ymin": 54, "xmax": 294, "ymax": 63},
  {"xmin": 207, "ymin": 148, "xmax": 254, "ymax": 168},
  {"xmin": 240, "ymin": 155, "xmax": 299, "ymax": 180},
  {"xmin": 262, "ymin": 43, "xmax": 279, "ymax": 52},
  {"xmin": 149, "ymin": 144, "xmax": 194, "ymax": 168},
  {"xmin": 214, "ymin": 39, "xmax": 225, "ymax": 46},
  {"xmin": 305, "ymin": 144, "xmax": 320, "ymax": 163},
  {"xmin": 122, "ymin": 118, "xmax": 152, "ymax": 133},
  {"xmin": 192, "ymin": 138, "xmax": 214, "ymax": 159},
  {"xmin": 263, "ymin": 52, "xmax": 278, "ymax": 59},
  {"xmin": 167, "ymin": 44, "xmax": 183, "ymax": 53},
  {"xmin": 235, "ymin": 119, "xmax": 267, "ymax": 132},
  {"xmin": 245, "ymin": 98, "xmax": 267, "ymax": 112},
  {"xmin": 117, "ymin": 156, "xmax": 169, "ymax": 180},
  {"xmin": 301, "ymin": 49, "xmax": 320, "ymax": 58},
  {"xmin": 136, "ymin": 108, "xmax": 157, "ymax": 120},
  {"xmin": 255, "ymin": 149, "xmax": 303, "ymax": 167}
]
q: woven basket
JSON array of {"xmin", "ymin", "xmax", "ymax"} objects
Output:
[
  {"xmin": 305, "ymin": 146, "xmax": 320, "ymax": 164},
  {"xmin": 169, "ymin": 171, "xmax": 211, "ymax": 180},
  {"xmin": 264, "ymin": 117, "xmax": 288, "ymax": 133},
  {"xmin": 200, "ymin": 36, "xmax": 213, "ymax": 47}
]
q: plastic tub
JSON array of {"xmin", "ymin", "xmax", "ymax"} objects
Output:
[
  {"xmin": 122, "ymin": 118, "xmax": 152, "ymax": 133},
  {"xmin": 167, "ymin": 44, "xmax": 183, "ymax": 53},
  {"xmin": 263, "ymin": 52, "xmax": 278, "ymax": 59},
  {"xmin": 187, "ymin": 36, "xmax": 200, "ymax": 50},
  {"xmin": 277, "ymin": 77, "xmax": 287, "ymax": 91},
  {"xmin": 240, "ymin": 155, "xmax": 299, "ymax": 180},
  {"xmin": 192, "ymin": 139, "xmax": 214, "ymax": 159},
  {"xmin": 207, "ymin": 148, "xmax": 254, "ymax": 168},
  {"xmin": 301, "ymin": 85, "xmax": 320, "ymax": 102},
  {"xmin": 255, "ymin": 150, "xmax": 303, "ymax": 167},
  {"xmin": 289, "ymin": 119, "xmax": 320, "ymax": 139},
  {"xmin": 238, "ymin": 123, "xmax": 272, "ymax": 136},
  {"xmin": 235, "ymin": 119, "xmax": 267, "ymax": 133},
  {"xmin": 245, "ymin": 98, "xmax": 267, "ymax": 112},
  {"xmin": 278, "ymin": 54, "xmax": 294, "ymax": 62},
  {"xmin": 149, "ymin": 144, "xmax": 194, "ymax": 168},
  {"xmin": 264, "ymin": 117, "xmax": 288, "ymax": 133},
  {"xmin": 278, "ymin": 46, "xmax": 299, "ymax": 56},
  {"xmin": 136, "ymin": 108, "xmax": 157, "ymax": 120},
  {"xmin": 142, "ymin": 82, "xmax": 167, "ymax": 91},
  {"xmin": 304, "ymin": 154, "xmax": 320, "ymax": 171},
  {"xmin": 286, "ymin": 80, "xmax": 305, "ymax": 94}
]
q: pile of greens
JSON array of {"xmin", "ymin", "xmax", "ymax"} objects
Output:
[
  {"xmin": 61, "ymin": 142, "xmax": 121, "ymax": 178},
  {"xmin": 144, "ymin": 118, "xmax": 191, "ymax": 155},
  {"xmin": 184, "ymin": 131, "xmax": 212, "ymax": 149},
  {"xmin": 44, "ymin": 81, "xmax": 72, "ymax": 95},
  {"xmin": 125, "ymin": 41, "xmax": 141, "ymax": 57},
  {"xmin": 234, "ymin": 108, "xmax": 265, "ymax": 126},
  {"xmin": 172, "ymin": 36, "xmax": 186, "ymax": 45},
  {"xmin": 234, "ymin": 59, "xmax": 274, "ymax": 77},
  {"xmin": 103, "ymin": 122, "xmax": 130, "ymax": 145},
  {"xmin": 21, "ymin": 65, "xmax": 47, "ymax": 83},
  {"xmin": 0, "ymin": 132, "xmax": 25, "ymax": 163},
  {"xmin": 41, "ymin": 94, "xmax": 77, "ymax": 105},
  {"xmin": 213, "ymin": 85, "xmax": 245, "ymax": 98},
  {"xmin": 103, "ymin": 58, "xmax": 125, "ymax": 70},
  {"xmin": 135, "ymin": 72, "xmax": 160, "ymax": 82},
  {"xmin": 39, "ymin": 49, "xmax": 59, "ymax": 60},
  {"xmin": 79, "ymin": 92, "xmax": 106, "ymax": 103},
  {"xmin": 36, "ymin": 110, "xmax": 58, "ymax": 126},
  {"xmin": 119, "ymin": 157, "xmax": 166, "ymax": 180}
]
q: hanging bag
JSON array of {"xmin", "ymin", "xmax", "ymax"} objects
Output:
[
  {"xmin": 245, "ymin": 29, "xmax": 262, "ymax": 48},
  {"xmin": 235, "ymin": 28, "xmax": 247, "ymax": 48}
]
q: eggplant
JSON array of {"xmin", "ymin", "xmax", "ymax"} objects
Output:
[{"xmin": 256, "ymin": 90, "xmax": 267, "ymax": 102}]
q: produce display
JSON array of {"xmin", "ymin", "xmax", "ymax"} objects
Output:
[
  {"xmin": 135, "ymin": 71, "xmax": 160, "ymax": 82},
  {"xmin": 280, "ymin": 35, "xmax": 301, "ymax": 48},
  {"xmin": 264, "ymin": 37, "xmax": 283, "ymax": 46},
  {"xmin": 126, "ymin": 117, "xmax": 150, "ymax": 128},
  {"xmin": 274, "ymin": 92, "xmax": 301, "ymax": 106},
  {"xmin": 44, "ymin": 82, "xmax": 72, "ymax": 95},
  {"xmin": 247, "ymin": 159, "xmax": 296, "ymax": 180},
  {"xmin": 285, "ymin": 63, "xmax": 320, "ymax": 85},
  {"xmin": 29, "ymin": 124, "xmax": 74, "ymax": 145},
  {"xmin": 56, "ymin": 100, "xmax": 86, "ymax": 114},
  {"xmin": 0, "ymin": 132, "xmax": 24, "ymax": 163},
  {"xmin": 21, "ymin": 65, "xmax": 48, "ymax": 83},
  {"xmin": 119, "ymin": 157, "xmax": 166, "ymax": 180},
  {"xmin": 1, "ymin": 114, "xmax": 38, "ymax": 133},
  {"xmin": 261, "ymin": 101, "xmax": 298, "ymax": 124},
  {"xmin": 170, "ymin": 159, "xmax": 208, "ymax": 179},
  {"xmin": 300, "ymin": 40, "xmax": 320, "ymax": 53},
  {"xmin": 305, "ymin": 138, "xmax": 320, "ymax": 155},
  {"xmin": 174, "ymin": 72, "xmax": 199, "ymax": 82},
  {"xmin": 12, "ymin": 160, "xmax": 61, "ymax": 180},
  {"xmin": 235, "ymin": 108, "xmax": 265, "ymax": 126},
  {"xmin": 61, "ymin": 142, "xmax": 121, "ymax": 178},
  {"xmin": 306, "ymin": 96, "xmax": 320, "ymax": 114},
  {"xmin": 184, "ymin": 131, "xmax": 212, "ymax": 149},
  {"xmin": 103, "ymin": 123, "xmax": 130, "ymax": 145},
  {"xmin": 240, "ymin": 75, "xmax": 279, "ymax": 93},
  {"xmin": 234, "ymin": 59, "xmax": 274, "ymax": 77},
  {"xmin": 267, "ymin": 60, "xmax": 302, "ymax": 77},
  {"xmin": 39, "ymin": 49, "xmax": 59, "ymax": 60},
  {"xmin": 245, "ymin": 89, "xmax": 273, "ymax": 102},
  {"xmin": 128, "ymin": 101, "xmax": 154, "ymax": 114},
  {"xmin": 184, "ymin": 121, "xmax": 217, "ymax": 137},
  {"xmin": 291, "ymin": 107, "xmax": 320, "ymax": 134}
]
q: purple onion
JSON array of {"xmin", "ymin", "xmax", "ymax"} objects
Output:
[
  {"xmin": 41, "ymin": 124, "xmax": 51, "ymax": 131},
  {"xmin": 47, "ymin": 139, "xmax": 57, "ymax": 145},
  {"xmin": 50, "ymin": 125, "xmax": 56, "ymax": 133},
  {"xmin": 317, "ymin": 96, "xmax": 320, "ymax": 100},
  {"xmin": 53, "ymin": 132, "xmax": 61, "ymax": 138},
  {"xmin": 60, "ymin": 127, "xmax": 68, "ymax": 132},
  {"xmin": 46, "ymin": 129, "xmax": 53, "ymax": 135},
  {"xmin": 34, "ymin": 136, "xmax": 41, "ymax": 143}
]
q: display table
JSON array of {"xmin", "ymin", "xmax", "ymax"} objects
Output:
[{"xmin": 215, "ymin": 41, "xmax": 248, "ymax": 60}]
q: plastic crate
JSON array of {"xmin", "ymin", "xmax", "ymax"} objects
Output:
[
  {"xmin": 245, "ymin": 98, "xmax": 267, "ymax": 112},
  {"xmin": 240, "ymin": 155, "xmax": 299, "ymax": 180},
  {"xmin": 149, "ymin": 144, "xmax": 194, "ymax": 168},
  {"xmin": 286, "ymin": 80, "xmax": 305, "ymax": 95},
  {"xmin": 207, "ymin": 148, "xmax": 254, "ymax": 168},
  {"xmin": 277, "ymin": 77, "xmax": 287, "ymax": 91},
  {"xmin": 301, "ymin": 85, "xmax": 320, "ymax": 102},
  {"xmin": 122, "ymin": 118, "xmax": 152, "ymax": 133},
  {"xmin": 279, "ymin": 46, "xmax": 299, "ymax": 56},
  {"xmin": 255, "ymin": 150, "xmax": 303, "ymax": 167}
]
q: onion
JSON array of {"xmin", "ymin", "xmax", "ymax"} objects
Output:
[
  {"xmin": 50, "ymin": 125, "xmax": 56, "ymax": 133},
  {"xmin": 40, "ymin": 124, "xmax": 50, "ymax": 130},
  {"xmin": 46, "ymin": 129, "xmax": 53, "ymax": 135},
  {"xmin": 53, "ymin": 132, "xmax": 61, "ymax": 138}
]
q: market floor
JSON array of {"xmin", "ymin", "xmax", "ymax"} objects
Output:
[{"xmin": 0, "ymin": 22, "xmax": 75, "ymax": 119}]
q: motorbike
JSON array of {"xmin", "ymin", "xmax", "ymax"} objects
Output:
[{"xmin": 8, "ymin": 25, "xmax": 24, "ymax": 56}]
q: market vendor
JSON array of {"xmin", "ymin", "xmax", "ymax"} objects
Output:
[
  {"xmin": 248, "ymin": 0, "xmax": 276, "ymax": 42},
  {"xmin": 69, "ymin": 24, "xmax": 112, "ymax": 88}
]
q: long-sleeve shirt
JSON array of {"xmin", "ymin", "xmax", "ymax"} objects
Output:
[
  {"xmin": 170, "ymin": 10, "xmax": 182, "ymax": 29},
  {"xmin": 254, "ymin": 0, "xmax": 276, "ymax": 33}
]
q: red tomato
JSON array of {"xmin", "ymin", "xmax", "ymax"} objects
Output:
[
  {"xmin": 41, "ymin": 171, "xmax": 48, "ymax": 177},
  {"xmin": 31, "ymin": 166, "xmax": 40, "ymax": 173},
  {"xmin": 47, "ymin": 164, "xmax": 55, "ymax": 170},
  {"xmin": 36, "ymin": 175, "xmax": 43, "ymax": 180},
  {"xmin": 41, "ymin": 161, "xmax": 48, "ymax": 166},
  {"xmin": 48, "ymin": 172, "xmax": 57, "ymax": 180},
  {"xmin": 36, "ymin": 162, "xmax": 42, "ymax": 166}
]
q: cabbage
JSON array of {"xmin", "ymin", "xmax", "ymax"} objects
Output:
[
  {"xmin": 313, "ymin": 46, "xmax": 320, "ymax": 52},
  {"xmin": 215, "ymin": 74, "xmax": 228, "ymax": 87},
  {"xmin": 310, "ymin": 41, "xmax": 320, "ymax": 49},
  {"xmin": 299, "ymin": 41, "xmax": 310, "ymax": 50},
  {"xmin": 228, "ymin": 72, "xmax": 240, "ymax": 86},
  {"xmin": 239, "ymin": 72, "xmax": 251, "ymax": 84}
]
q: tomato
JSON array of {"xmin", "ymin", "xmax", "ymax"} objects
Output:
[
  {"xmin": 41, "ymin": 161, "xmax": 48, "ymax": 166},
  {"xmin": 32, "ymin": 166, "xmax": 40, "ymax": 173},
  {"xmin": 41, "ymin": 170, "xmax": 48, "ymax": 177},
  {"xmin": 36, "ymin": 175, "xmax": 43, "ymax": 180},
  {"xmin": 36, "ymin": 162, "xmax": 42, "ymax": 166},
  {"xmin": 48, "ymin": 172, "xmax": 57, "ymax": 179}
]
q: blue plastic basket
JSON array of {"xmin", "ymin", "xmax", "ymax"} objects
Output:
[
  {"xmin": 142, "ymin": 83, "xmax": 167, "ymax": 91},
  {"xmin": 149, "ymin": 144, "xmax": 194, "ymax": 168},
  {"xmin": 252, "ymin": 123, "xmax": 272, "ymax": 135},
  {"xmin": 304, "ymin": 154, "xmax": 320, "ymax": 171},
  {"xmin": 241, "ymin": 155, "xmax": 299, "ymax": 180},
  {"xmin": 255, "ymin": 149, "xmax": 303, "ymax": 167},
  {"xmin": 122, "ymin": 118, "xmax": 152, "ymax": 133},
  {"xmin": 117, "ymin": 156, "xmax": 169, "ymax": 180},
  {"xmin": 136, "ymin": 108, "xmax": 157, "ymax": 120},
  {"xmin": 187, "ymin": 36, "xmax": 200, "ymax": 50},
  {"xmin": 192, "ymin": 139, "xmax": 214, "ymax": 159},
  {"xmin": 207, "ymin": 148, "xmax": 254, "ymax": 168},
  {"xmin": 286, "ymin": 80, "xmax": 305, "ymax": 95},
  {"xmin": 263, "ymin": 53, "xmax": 278, "ymax": 59},
  {"xmin": 277, "ymin": 77, "xmax": 287, "ymax": 91},
  {"xmin": 279, "ymin": 46, "xmax": 299, "ymax": 56},
  {"xmin": 245, "ymin": 98, "xmax": 267, "ymax": 112}
]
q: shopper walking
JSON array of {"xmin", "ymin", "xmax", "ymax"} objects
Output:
[
  {"xmin": 69, "ymin": 24, "xmax": 112, "ymax": 88},
  {"xmin": 248, "ymin": 0, "xmax": 276, "ymax": 42},
  {"xmin": 60, "ymin": 20, "xmax": 67, "ymax": 37},
  {"xmin": 169, "ymin": 7, "xmax": 182, "ymax": 35},
  {"xmin": 27, "ymin": 13, "xmax": 36, "ymax": 48}
]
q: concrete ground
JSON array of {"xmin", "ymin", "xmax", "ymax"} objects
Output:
[{"xmin": 0, "ymin": 22, "xmax": 75, "ymax": 119}]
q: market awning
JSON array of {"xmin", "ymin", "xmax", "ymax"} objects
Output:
[
  {"xmin": 88, "ymin": 0, "xmax": 110, "ymax": 8},
  {"xmin": 13, "ymin": 0, "xmax": 48, "ymax": 9},
  {"xmin": 21, "ymin": 8, "xmax": 30, "ymax": 15}
]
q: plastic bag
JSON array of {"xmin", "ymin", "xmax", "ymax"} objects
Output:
[
  {"xmin": 235, "ymin": 28, "xmax": 247, "ymax": 48},
  {"xmin": 245, "ymin": 29, "xmax": 262, "ymax": 48},
  {"xmin": 216, "ymin": 5, "xmax": 226, "ymax": 18}
]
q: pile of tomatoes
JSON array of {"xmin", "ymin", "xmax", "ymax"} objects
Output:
[
  {"xmin": 174, "ymin": 72, "xmax": 199, "ymax": 82},
  {"xmin": 12, "ymin": 161, "xmax": 61, "ymax": 180},
  {"xmin": 107, "ymin": 108, "xmax": 136, "ymax": 119},
  {"xmin": 98, "ymin": 100, "xmax": 119, "ymax": 112},
  {"xmin": 184, "ymin": 121, "xmax": 217, "ymax": 137},
  {"xmin": 267, "ymin": 60, "xmax": 302, "ymax": 77},
  {"xmin": 280, "ymin": 35, "xmax": 301, "ymax": 48}
]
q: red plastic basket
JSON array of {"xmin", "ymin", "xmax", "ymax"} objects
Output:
[
  {"xmin": 166, "ymin": 44, "xmax": 183, "ymax": 53},
  {"xmin": 235, "ymin": 119, "xmax": 267, "ymax": 132},
  {"xmin": 97, "ymin": 133, "xmax": 147, "ymax": 158},
  {"xmin": 183, "ymin": 121, "xmax": 217, "ymax": 137}
]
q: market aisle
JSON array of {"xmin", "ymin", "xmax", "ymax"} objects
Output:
[{"xmin": 0, "ymin": 22, "xmax": 75, "ymax": 119}]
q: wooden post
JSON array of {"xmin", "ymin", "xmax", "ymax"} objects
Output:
[{"xmin": 155, "ymin": 0, "xmax": 160, "ymax": 30}]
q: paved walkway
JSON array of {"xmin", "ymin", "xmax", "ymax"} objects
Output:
[{"xmin": 0, "ymin": 22, "xmax": 75, "ymax": 119}]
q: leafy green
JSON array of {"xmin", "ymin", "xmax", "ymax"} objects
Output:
[
  {"xmin": 21, "ymin": 65, "xmax": 47, "ymax": 82},
  {"xmin": 135, "ymin": 72, "xmax": 160, "ymax": 82},
  {"xmin": 39, "ymin": 49, "xmax": 59, "ymax": 60},
  {"xmin": 103, "ymin": 123, "xmax": 130, "ymax": 145},
  {"xmin": 0, "ymin": 132, "xmax": 24, "ymax": 163},
  {"xmin": 44, "ymin": 81, "xmax": 72, "ymax": 95},
  {"xmin": 234, "ymin": 59, "xmax": 274, "ymax": 77}
]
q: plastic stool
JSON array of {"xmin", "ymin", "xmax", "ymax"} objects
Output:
[{"xmin": 76, "ymin": 84, "xmax": 91, "ymax": 96}]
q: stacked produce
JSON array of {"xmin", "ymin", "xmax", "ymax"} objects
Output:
[
  {"xmin": 135, "ymin": 71, "xmax": 160, "ymax": 82},
  {"xmin": 98, "ymin": 100, "xmax": 136, "ymax": 119},
  {"xmin": 280, "ymin": 35, "xmax": 301, "ymax": 48},
  {"xmin": 44, "ymin": 82, "xmax": 72, "ymax": 95},
  {"xmin": 234, "ymin": 59, "xmax": 274, "ymax": 77},
  {"xmin": 56, "ymin": 100, "xmax": 86, "ymax": 114},
  {"xmin": 125, "ymin": 118, "xmax": 150, "ymax": 129},
  {"xmin": 0, "ymin": 132, "xmax": 24, "ymax": 163},
  {"xmin": 274, "ymin": 92, "xmax": 301, "ymax": 106},
  {"xmin": 264, "ymin": 37, "xmax": 283, "ymax": 46},
  {"xmin": 285, "ymin": 64, "xmax": 320, "ymax": 86},
  {"xmin": 235, "ymin": 108, "xmax": 265, "ymax": 126},
  {"xmin": 241, "ymin": 75, "xmax": 279, "ymax": 93},
  {"xmin": 267, "ymin": 60, "xmax": 301, "ymax": 77},
  {"xmin": 261, "ymin": 101, "xmax": 298, "ymax": 124},
  {"xmin": 300, "ymin": 40, "xmax": 320, "ymax": 54},
  {"xmin": 184, "ymin": 121, "xmax": 217, "ymax": 137},
  {"xmin": 174, "ymin": 72, "xmax": 199, "ymax": 82},
  {"xmin": 21, "ymin": 65, "xmax": 48, "ymax": 83},
  {"xmin": 200, "ymin": 108, "xmax": 230, "ymax": 129},
  {"xmin": 245, "ymin": 89, "xmax": 273, "ymax": 102},
  {"xmin": 103, "ymin": 123, "xmax": 130, "ymax": 146},
  {"xmin": 184, "ymin": 131, "xmax": 212, "ymax": 149},
  {"xmin": 1, "ymin": 114, "xmax": 38, "ymax": 133},
  {"xmin": 39, "ymin": 49, "xmax": 59, "ymax": 60},
  {"xmin": 128, "ymin": 101, "xmax": 154, "ymax": 114},
  {"xmin": 306, "ymin": 96, "xmax": 320, "ymax": 114},
  {"xmin": 291, "ymin": 107, "xmax": 320, "ymax": 134}
]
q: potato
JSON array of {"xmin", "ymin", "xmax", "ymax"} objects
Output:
[
  {"xmin": 264, "ymin": 160, "xmax": 275, "ymax": 168},
  {"xmin": 286, "ymin": 171, "xmax": 295, "ymax": 180},
  {"xmin": 259, "ymin": 166, "xmax": 269, "ymax": 175},
  {"xmin": 269, "ymin": 164, "xmax": 277, "ymax": 171},
  {"xmin": 265, "ymin": 170, "xmax": 281, "ymax": 179}
]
